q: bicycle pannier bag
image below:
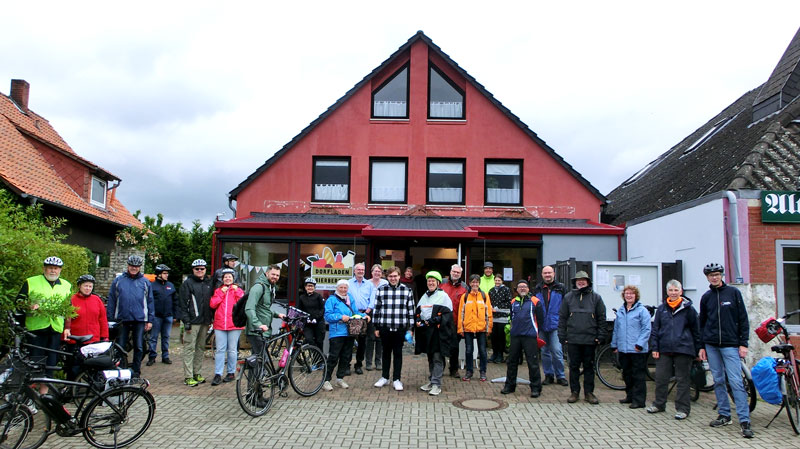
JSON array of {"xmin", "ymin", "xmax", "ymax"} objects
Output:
[{"xmin": 751, "ymin": 356, "xmax": 782, "ymax": 405}]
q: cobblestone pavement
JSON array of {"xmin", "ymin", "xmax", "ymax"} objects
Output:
[{"xmin": 36, "ymin": 328, "xmax": 797, "ymax": 448}]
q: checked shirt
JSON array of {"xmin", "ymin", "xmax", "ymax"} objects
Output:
[{"xmin": 373, "ymin": 282, "xmax": 415, "ymax": 332}]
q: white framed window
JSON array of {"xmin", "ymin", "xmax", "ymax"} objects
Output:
[
  {"xmin": 776, "ymin": 240, "xmax": 800, "ymax": 332},
  {"xmin": 90, "ymin": 176, "xmax": 107, "ymax": 208},
  {"xmin": 370, "ymin": 159, "xmax": 407, "ymax": 203}
]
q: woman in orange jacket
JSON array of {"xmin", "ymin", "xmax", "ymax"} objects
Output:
[{"xmin": 458, "ymin": 274, "xmax": 493, "ymax": 381}]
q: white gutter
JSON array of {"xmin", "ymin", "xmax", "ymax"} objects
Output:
[{"xmin": 725, "ymin": 190, "xmax": 743, "ymax": 282}]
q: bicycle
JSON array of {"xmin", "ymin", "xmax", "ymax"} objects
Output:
[
  {"xmin": 236, "ymin": 306, "xmax": 326, "ymax": 417},
  {"xmin": 0, "ymin": 313, "xmax": 155, "ymax": 449},
  {"xmin": 762, "ymin": 309, "xmax": 800, "ymax": 434}
]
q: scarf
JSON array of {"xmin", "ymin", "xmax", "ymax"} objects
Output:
[{"xmin": 666, "ymin": 296, "xmax": 682, "ymax": 309}]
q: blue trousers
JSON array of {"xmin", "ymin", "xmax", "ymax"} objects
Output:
[
  {"xmin": 540, "ymin": 329, "xmax": 565, "ymax": 379},
  {"xmin": 705, "ymin": 345, "xmax": 750, "ymax": 423},
  {"xmin": 214, "ymin": 329, "xmax": 242, "ymax": 376},
  {"xmin": 148, "ymin": 316, "xmax": 173, "ymax": 361},
  {"xmin": 464, "ymin": 332, "xmax": 488, "ymax": 374}
]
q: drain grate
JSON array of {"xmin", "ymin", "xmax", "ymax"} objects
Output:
[{"xmin": 452, "ymin": 398, "xmax": 508, "ymax": 411}]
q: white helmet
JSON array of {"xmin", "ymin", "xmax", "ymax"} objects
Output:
[
  {"xmin": 43, "ymin": 256, "xmax": 64, "ymax": 267},
  {"xmin": 191, "ymin": 259, "xmax": 207, "ymax": 267}
]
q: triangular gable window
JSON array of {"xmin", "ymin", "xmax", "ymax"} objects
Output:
[
  {"xmin": 372, "ymin": 64, "xmax": 409, "ymax": 119},
  {"xmin": 429, "ymin": 64, "xmax": 464, "ymax": 119}
]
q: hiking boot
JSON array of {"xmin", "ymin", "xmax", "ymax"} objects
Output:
[
  {"xmin": 584, "ymin": 393, "xmax": 599, "ymax": 404},
  {"xmin": 542, "ymin": 375, "xmax": 554, "ymax": 386},
  {"xmin": 185, "ymin": 377, "xmax": 199, "ymax": 387},
  {"xmin": 429, "ymin": 385, "xmax": 442, "ymax": 396},
  {"xmin": 374, "ymin": 377, "xmax": 389, "ymax": 388},
  {"xmin": 336, "ymin": 378, "xmax": 349, "ymax": 389},
  {"xmin": 322, "ymin": 381, "xmax": 333, "ymax": 391},
  {"xmin": 223, "ymin": 373, "xmax": 235, "ymax": 383},
  {"xmin": 709, "ymin": 415, "xmax": 731, "ymax": 427},
  {"xmin": 530, "ymin": 390, "xmax": 541, "ymax": 398},
  {"xmin": 194, "ymin": 374, "xmax": 206, "ymax": 384},
  {"xmin": 162, "ymin": 358, "xmax": 172, "ymax": 364},
  {"xmin": 146, "ymin": 359, "xmax": 156, "ymax": 367},
  {"xmin": 567, "ymin": 392, "xmax": 579, "ymax": 403},
  {"xmin": 211, "ymin": 374, "xmax": 222, "ymax": 386},
  {"xmin": 501, "ymin": 385, "xmax": 515, "ymax": 394},
  {"xmin": 557, "ymin": 378, "xmax": 569, "ymax": 386},
  {"xmin": 420, "ymin": 382, "xmax": 432, "ymax": 391},
  {"xmin": 740, "ymin": 421, "xmax": 754, "ymax": 438}
]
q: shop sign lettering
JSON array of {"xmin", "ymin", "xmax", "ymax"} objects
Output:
[
  {"xmin": 306, "ymin": 247, "xmax": 356, "ymax": 290},
  {"xmin": 762, "ymin": 191, "xmax": 800, "ymax": 223}
]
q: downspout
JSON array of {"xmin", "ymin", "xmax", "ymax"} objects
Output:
[
  {"xmin": 725, "ymin": 190, "xmax": 743, "ymax": 283},
  {"xmin": 228, "ymin": 195, "xmax": 237, "ymax": 216}
]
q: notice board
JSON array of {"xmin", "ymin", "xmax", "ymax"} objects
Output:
[{"xmin": 592, "ymin": 262, "xmax": 662, "ymax": 321}]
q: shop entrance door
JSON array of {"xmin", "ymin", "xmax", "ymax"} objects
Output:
[{"xmin": 374, "ymin": 242, "xmax": 460, "ymax": 291}]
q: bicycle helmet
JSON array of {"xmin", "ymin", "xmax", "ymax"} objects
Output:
[
  {"xmin": 191, "ymin": 259, "xmax": 207, "ymax": 267},
  {"xmin": 304, "ymin": 277, "xmax": 316, "ymax": 286},
  {"xmin": 154, "ymin": 264, "xmax": 170, "ymax": 274},
  {"xmin": 43, "ymin": 256, "xmax": 64, "ymax": 267},
  {"xmin": 127, "ymin": 255, "xmax": 144, "ymax": 266},
  {"xmin": 425, "ymin": 271, "xmax": 442, "ymax": 282},
  {"xmin": 222, "ymin": 253, "xmax": 238, "ymax": 262},
  {"xmin": 220, "ymin": 268, "xmax": 235, "ymax": 276},
  {"xmin": 702, "ymin": 263, "xmax": 724, "ymax": 275},
  {"xmin": 76, "ymin": 274, "xmax": 96, "ymax": 286}
]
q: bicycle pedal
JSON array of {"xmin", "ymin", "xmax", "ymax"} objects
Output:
[{"xmin": 280, "ymin": 391, "xmax": 288, "ymax": 398}]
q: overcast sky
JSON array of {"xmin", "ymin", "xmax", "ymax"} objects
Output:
[{"xmin": 2, "ymin": 1, "xmax": 799, "ymax": 227}]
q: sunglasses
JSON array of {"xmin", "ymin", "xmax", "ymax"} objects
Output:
[{"xmin": 193, "ymin": 267, "xmax": 206, "ymax": 271}]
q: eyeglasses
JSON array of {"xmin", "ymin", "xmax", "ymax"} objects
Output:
[{"xmin": 193, "ymin": 267, "xmax": 206, "ymax": 271}]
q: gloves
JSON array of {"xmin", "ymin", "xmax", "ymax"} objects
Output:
[
  {"xmin": 429, "ymin": 315, "xmax": 442, "ymax": 325},
  {"xmin": 185, "ymin": 323, "xmax": 192, "ymax": 331}
]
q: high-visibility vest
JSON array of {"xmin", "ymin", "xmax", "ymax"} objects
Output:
[{"xmin": 25, "ymin": 275, "xmax": 72, "ymax": 333}]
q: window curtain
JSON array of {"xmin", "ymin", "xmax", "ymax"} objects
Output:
[
  {"xmin": 373, "ymin": 101, "xmax": 407, "ymax": 117},
  {"xmin": 430, "ymin": 101, "xmax": 463, "ymax": 118},
  {"xmin": 428, "ymin": 162, "xmax": 463, "ymax": 202},
  {"xmin": 314, "ymin": 184, "xmax": 348, "ymax": 201},
  {"xmin": 371, "ymin": 161, "xmax": 406, "ymax": 202},
  {"xmin": 486, "ymin": 163, "xmax": 520, "ymax": 204}
]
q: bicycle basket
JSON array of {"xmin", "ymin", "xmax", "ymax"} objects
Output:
[
  {"xmin": 287, "ymin": 306, "xmax": 309, "ymax": 321},
  {"xmin": 755, "ymin": 318, "xmax": 780, "ymax": 343}
]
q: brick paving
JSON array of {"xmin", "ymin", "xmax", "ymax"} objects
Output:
[{"xmin": 37, "ymin": 328, "xmax": 797, "ymax": 448}]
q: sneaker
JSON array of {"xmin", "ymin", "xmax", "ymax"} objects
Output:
[
  {"xmin": 185, "ymin": 377, "xmax": 199, "ymax": 387},
  {"xmin": 542, "ymin": 375, "xmax": 554, "ymax": 385},
  {"xmin": 557, "ymin": 378, "xmax": 569, "ymax": 386},
  {"xmin": 429, "ymin": 385, "xmax": 442, "ymax": 396},
  {"xmin": 674, "ymin": 412, "xmax": 688, "ymax": 420},
  {"xmin": 461, "ymin": 372, "xmax": 473, "ymax": 382},
  {"xmin": 420, "ymin": 382, "xmax": 432, "ymax": 392},
  {"xmin": 709, "ymin": 415, "xmax": 732, "ymax": 427},
  {"xmin": 211, "ymin": 374, "xmax": 222, "ymax": 386},
  {"xmin": 365, "ymin": 364, "xmax": 374, "ymax": 371},
  {"xmin": 741, "ymin": 421, "xmax": 754, "ymax": 438},
  {"xmin": 223, "ymin": 373, "xmax": 235, "ymax": 383},
  {"xmin": 479, "ymin": 373, "xmax": 487, "ymax": 382},
  {"xmin": 374, "ymin": 377, "xmax": 389, "ymax": 388},
  {"xmin": 322, "ymin": 381, "xmax": 333, "ymax": 391},
  {"xmin": 146, "ymin": 359, "xmax": 156, "ymax": 366},
  {"xmin": 194, "ymin": 374, "xmax": 206, "ymax": 384},
  {"xmin": 162, "ymin": 358, "xmax": 172, "ymax": 364},
  {"xmin": 336, "ymin": 378, "xmax": 349, "ymax": 389},
  {"xmin": 392, "ymin": 380, "xmax": 404, "ymax": 391},
  {"xmin": 24, "ymin": 398, "xmax": 37, "ymax": 414},
  {"xmin": 646, "ymin": 405, "xmax": 665, "ymax": 414}
]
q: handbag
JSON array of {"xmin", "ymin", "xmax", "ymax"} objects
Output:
[{"xmin": 347, "ymin": 318, "xmax": 367, "ymax": 336}]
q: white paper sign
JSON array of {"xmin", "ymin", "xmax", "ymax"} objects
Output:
[
  {"xmin": 595, "ymin": 269, "xmax": 610, "ymax": 286},
  {"xmin": 628, "ymin": 275, "xmax": 642, "ymax": 286},
  {"xmin": 503, "ymin": 267, "xmax": 513, "ymax": 281}
]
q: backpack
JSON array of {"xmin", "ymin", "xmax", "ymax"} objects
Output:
[{"xmin": 232, "ymin": 292, "xmax": 250, "ymax": 328}]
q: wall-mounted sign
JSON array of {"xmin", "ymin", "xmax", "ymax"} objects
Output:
[
  {"xmin": 306, "ymin": 247, "xmax": 356, "ymax": 290},
  {"xmin": 762, "ymin": 191, "xmax": 800, "ymax": 223}
]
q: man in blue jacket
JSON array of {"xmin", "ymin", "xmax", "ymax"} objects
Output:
[
  {"xmin": 501, "ymin": 279, "xmax": 545, "ymax": 398},
  {"xmin": 533, "ymin": 265, "xmax": 568, "ymax": 386},
  {"xmin": 698, "ymin": 263, "xmax": 753, "ymax": 439},
  {"xmin": 147, "ymin": 264, "xmax": 175, "ymax": 366},
  {"xmin": 107, "ymin": 255, "xmax": 155, "ymax": 378}
]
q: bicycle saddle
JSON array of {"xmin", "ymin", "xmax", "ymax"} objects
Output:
[
  {"xmin": 772, "ymin": 343, "xmax": 795, "ymax": 354},
  {"xmin": 69, "ymin": 335, "xmax": 93, "ymax": 344}
]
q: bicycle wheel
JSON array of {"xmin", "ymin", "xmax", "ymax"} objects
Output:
[
  {"xmin": 0, "ymin": 403, "xmax": 32, "ymax": 449},
  {"xmin": 18, "ymin": 410, "xmax": 50, "ymax": 449},
  {"xmin": 236, "ymin": 360, "xmax": 276, "ymax": 417},
  {"xmin": 288, "ymin": 344, "xmax": 326, "ymax": 396},
  {"xmin": 595, "ymin": 345, "xmax": 625, "ymax": 390},
  {"xmin": 785, "ymin": 372, "xmax": 800, "ymax": 435},
  {"xmin": 742, "ymin": 367, "xmax": 757, "ymax": 413},
  {"xmin": 80, "ymin": 385, "xmax": 156, "ymax": 449}
]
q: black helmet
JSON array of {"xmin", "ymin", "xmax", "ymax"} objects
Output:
[
  {"xmin": 304, "ymin": 277, "xmax": 316, "ymax": 286},
  {"xmin": 220, "ymin": 268, "xmax": 235, "ymax": 276},
  {"xmin": 703, "ymin": 263, "xmax": 724, "ymax": 275},
  {"xmin": 155, "ymin": 264, "xmax": 170, "ymax": 274},
  {"xmin": 222, "ymin": 253, "xmax": 238, "ymax": 262},
  {"xmin": 76, "ymin": 274, "xmax": 96, "ymax": 286},
  {"xmin": 127, "ymin": 255, "xmax": 144, "ymax": 267}
]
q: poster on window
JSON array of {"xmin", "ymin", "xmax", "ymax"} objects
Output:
[{"xmin": 306, "ymin": 247, "xmax": 356, "ymax": 291}]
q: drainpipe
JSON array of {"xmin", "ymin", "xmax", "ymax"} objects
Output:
[
  {"xmin": 725, "ymin": 190, "xmax": 743, "ymax": 283},
  {"xmin": 228, "ymin": 196, "xmax": 236, "ymax": 216}
]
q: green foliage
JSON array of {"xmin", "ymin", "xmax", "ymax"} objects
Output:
[{"xmin": 21, "ymin": 291, "xmax": 77, "ymax": 320}]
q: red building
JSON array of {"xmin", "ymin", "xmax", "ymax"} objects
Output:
[{"xmin": 216, "ymin": 32, "xmax": 622, "ymax": 300}]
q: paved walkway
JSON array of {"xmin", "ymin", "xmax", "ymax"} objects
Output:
[{"xmin": 38, "ymin": 329, "xmax": 797, "ymax": 448}]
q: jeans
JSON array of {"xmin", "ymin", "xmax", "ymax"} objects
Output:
[
  {"xmin": 119, "ymin": 321, "xmax": 145, "ymax": 377},
  {"xmin": 619, "ymin": 352, "xmax": 648, "ymax": 407},
  {"xmin": 214, "ymin": 329, "xmax": 242, "ymax": 376},
  {"xmin": 540, "ymin": 329, "xmax": 565, "ymax": 379},
  {"xmin": 705, "ymin": 345, "xmax": 750, "ymax": 422},
  {"xmin": 505, "ymin": 336, "xmax": 542, "ymax": 392},
  {"xmin": 653, "ymin": 353, "xmax": 691, "ymax": 413},
  {"xmin": 567, "ymin": 343, "xmax": 597, "ymax": 394},
  {"xmin": 326, "ymin": 336, "xmax": 355, "ymax": 381},
  {"xmin": 148, "ymin": 316, "xmax": 173, "ymax": 360},
  {"xmin": 464, "ymin": 332, "xmax": 488, "ymax": 374},
  {"xmin": 427, "ymin": 351, "xmax": 445, "ymax": 386},
  {"xmin": 182, "ymin": 324, "xmax": 209, "ymax": 379},
  {"xmin": 380, "ymin": 330, "xmax": 405, "ymax": 381}
]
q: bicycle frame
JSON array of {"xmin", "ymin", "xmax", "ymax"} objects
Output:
[{"xmin": 764, "ymin": 310, "xmax": 800, "ymax": 433}]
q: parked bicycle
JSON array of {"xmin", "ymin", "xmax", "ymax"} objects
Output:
[
  {"xmin": 236, "ymin": 306, "xmax": 326, "ymax": 417},
  {"xmin": 0, "ymin": 313, "xmax": 155, "ymax": 449},
  {"xmin": 762, "ymin": 309, "xmax": 800, "ymax": 434}
]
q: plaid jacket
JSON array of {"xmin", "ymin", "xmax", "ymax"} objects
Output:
[{"xmin": 373, "ymin": 282, "xmax": 415, "ymax": 332}]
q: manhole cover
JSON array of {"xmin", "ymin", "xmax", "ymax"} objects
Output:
[{"xmin": 452, "ymin": 398, "xmax": 507, "ymax": 411}]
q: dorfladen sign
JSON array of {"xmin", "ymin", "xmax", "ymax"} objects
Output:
[{"xmin": 762, "ymin": 191, "xmax": 800, "ymax": 223}]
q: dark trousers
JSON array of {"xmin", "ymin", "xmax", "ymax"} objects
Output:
[
  {"xmin": 326, "ymin": 336, "xmax": 355, "ymax": 381},
  {"xmin": 567, "ymin": 343, "xmax": 597, "ymax": 394},
  {"xmin": 303, "ymin": 323, "xmax": 325, "ymax": 352},
  {"xmin": 118, "ymin": 321, "xmax": 145, "ymax": 377},
  {"xmin": 619, "ymin": 352, "xmax": 648, "ymax": 406},
  {"xmin": 464, "ymin": 332, "xmax": 488, "ymax": 374},
  {"xmin": 29, "ymin": 328, "xmax": 61, "ymax": 377},
  {"xmin": 504, "ymin": 336, "xmax": 542, "ymax": 392},
  {"xmin": 247, "ymin": 334, "xmax": 266, "ymax": 358},
  {"xmin": 449, "ymin": 334, "xmax": 463, "ymax": 374},
  {"xmin": 490, "ymin": 322, "xmax": 506, "ymax": 358},
  {"xmin": 364, "ymin": 320, "xmax": 382, "ymax": 368},
  {"xmin": 653, "ymin": 353, "xmax": 693, "ymax": 414},
  {"xmin": 380, "ymin": 330, "xmax": 405, "ymax": 381}
]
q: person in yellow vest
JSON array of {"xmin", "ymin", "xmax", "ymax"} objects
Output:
[
  {"xmin": 479, "ymin": 262, "xmax": 495, "ymax": 294},
  {"xmin": 17, "ymin": 256, "xmax": 72, "ymax": 389}
]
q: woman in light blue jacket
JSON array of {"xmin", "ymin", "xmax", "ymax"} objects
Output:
[
  {"xmin": 610, "ymin": 285, "xmax": 651, "ymax": 409},
  {"xmin": 322, "ymin": 280, "xmax": 363, "ymax": 391}
]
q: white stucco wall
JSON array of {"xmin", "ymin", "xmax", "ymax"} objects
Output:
[{"xmin": 541, "ymin": 234, "xmax": 619, "ymax": 266}]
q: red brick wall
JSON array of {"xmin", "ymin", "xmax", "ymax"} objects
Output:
[
  {"xmin": 748, "ymin": 206, "xmax": 800, "ymax": 285},
  {"xmin": 28, "ymin": 137, "xmax": 88, "ymax": 198}
]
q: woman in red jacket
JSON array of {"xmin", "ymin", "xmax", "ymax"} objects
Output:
[
  {"xmin": 209, "ymin": 269, "xmax": 244, "ymax": 385},
  {"xmin": 64, "ymin": 274, "xmax": 108, "ymax": 380}
]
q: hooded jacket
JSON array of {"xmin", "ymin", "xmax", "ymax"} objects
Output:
[
  {"xmin": 151, "ymin": 278, "xmax": 176, "ymax": 318},
  {"xmin": 699, "ymin": 282, "xmax": 749, "ymax": 348},
  {"xmin": 533, "ymin": 280, "xmax": 566, "ymax": 332},
  {"xmin": 650, "ymin": 297, "xmax": 700, "ymax": 357},
  {"xmin": 458, "ymin": 290, "xmax": 493, "ymax": 334},
  {"xmin": 509, "ymin": 294, "xmax": 545, "ymax": 338},
  {"xmin": 414, "ymin": 289, "xmax": 455, "ymax": 356},
  {"xmin": 611, "ymin": 300, "xmax": 651, "ymax": 353},
  {"xmin": 108, "ymin": 271, "xmax": 155, "ymax": 323},
  {"xmin": 176, "ymin": 274, "xmax": 213, "ymax": 326},
  {"xmin": 210, "ymin": 284, "xmax": 245, "ymax": 331},
  {"xmin": 324, "ymin": 292, "xmax": 357, "ymax": 339},
  {"xmin": 245, "ymin": 273, "xmax": 280, "ymax": 337},
  {"xmin": 441, "ymin": 278, "xmax": 467, "ymax": 329},
  {"xmin": 558, "ymin": 278, "xmax": 607, "ymax": 345}
]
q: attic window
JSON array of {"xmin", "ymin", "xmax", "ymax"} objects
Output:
[
  {"xmin": 90, "ymin": 176, "xmax": 106, "ymax": 208},
  {"xmin": 428, "ymin": 64, "xmax": 464, "ymax": 119},
  {"xmin": 372, "ymin": 64, "xmax": 409, "ymax": 119},
  {"xmin": 681, "ymin": 114, "xmax": 738, "ymax": 156},
  {"xmin": 621, "ymin": 153, "xmax": 667, "ymax": 188}
]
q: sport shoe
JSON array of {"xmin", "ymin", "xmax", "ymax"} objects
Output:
[
  {"xmin": 557, "ymin": 378, "xmax": 569, "ymax": 386},
  {"xmin": 223, "ymin": 373, "xmax": 235, "ymax": 383},
  {"xmin": 194, "ymin": 374, "xmax": 206, "ymax": 384},
  {"xmin": 479, "ymin": 373, "xmax": 487, "ymax": 382},
  {"xmin": 420, "ymin": 382, "xmax": 432, "ymax": 391},
  {"xmin": 429, "ymin": 385, "xmax": 442, "ymax": 396},
  {"xmin": 461, "ymin": 372, "xmax": 473, "ymax": 382},
  {"xmin": 211, "ymin": 374, "xmax": 222, "ymax": 386},
  {"xmin": 646, "ymin": 405, "xmax": 665, "ymax": 414},
  {"xmin": 709, "ymin": 414, "xmax": 732, "ymax": 427},
  {"xmin": 146, "ymin": 359, "xmax": 156, "ymax": 366},
  {"xmin": 336, "ymin": 378, "xmax": 349, "ymax": 389},
  {"xmin": 740, "ymin": 421, "xmax": 754, "ymax": 438},
  {"xmin": 392, "ymin": 380, "xmax": 404, "ymax": 391},
  {"xmin": 185, "ymin": 377, "xmax": 199, "ymax": 387},
  {"xmin": 374, "ymin": 377, "xmax": 389, "ymax": 388},
  {"xmin": 674, "ymin": 412, "xmax": 688, "ymax": 420},
  {"xmin": 322, "ymin": 381, "xmax": 333, "ymax": 391},
  {"xmin": 567, "ymin": 392, "xmax": 579, "ymax": 403},
  {"xmin": 584, "ymin": 392, "xmax": 599, "ymax": 404}
]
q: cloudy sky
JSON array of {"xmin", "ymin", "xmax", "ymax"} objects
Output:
[{"xmin": 2, "ymin": 1, "xmax": 799, "ymax": 226}]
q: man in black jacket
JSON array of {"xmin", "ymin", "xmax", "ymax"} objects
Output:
[
  {"xmin": 148, "ymin": 264, "xmax": 176, "ymax": 366},
  {"xmin": 558, "ymin": 271, "xmax": 606, "ymax": 404},
  {"xmin": 176, "ymin": 259, "xmax": 213, "ymax": 387}
]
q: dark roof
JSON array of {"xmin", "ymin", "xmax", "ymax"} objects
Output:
[
  {"xmin": 753, "ymin": 27, "xmax": 800, "ymax": 110},
  {"xmin": 605, "ymin": 27, "xmax": 800, "ymax": 226},
  {"xmin": 229, "ymin": 31, "xmax": 605, "ymax": 203}
]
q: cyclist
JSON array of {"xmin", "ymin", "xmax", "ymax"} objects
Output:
[
  {"xmin": 698, "ymin": 263, "xmax": 753, "ymax": 439},
  {"xmin": 176, "ymin": 259, "xmax": 213, "ymax": 386},
  {"xmin": 148, "ymin": 264, "xmax": 176, "ymax": 366},
  {"xmin": 297, "ymin": 277, "xmax": 325, "ymax": 351},
  {"xmin": 415, "ymin": 271, "xmax": 455, "ymax": 396},
  {"xmin": 213, "ymin": 253, "xmax": 241, "ymax": 289}
]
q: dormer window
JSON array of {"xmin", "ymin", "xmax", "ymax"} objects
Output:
[
  {"xmin": 90, "ymin": 176, "xmax": 106, "ymax": 208},
  {"xmin": 428, "ymin": 64, "xmax": 464, "ymax": 119},
  {"xmin": 681, "ymin": 114, "xmax": 737, "ymax": 156},
  {"xmin": 372, "ymin": 64, "xmax": 409, "ymax": 119}
]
